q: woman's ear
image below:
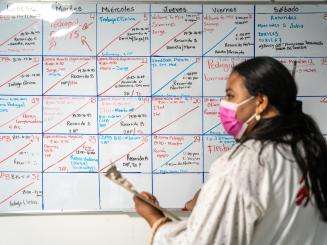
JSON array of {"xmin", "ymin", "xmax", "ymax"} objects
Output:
[{"xmin": 255, "ymin": 94, "xmax": 269, "ymax": 115}]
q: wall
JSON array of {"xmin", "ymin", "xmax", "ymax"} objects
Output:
[{"xmin": 0, "ymin": 214, "xmax": 150, "ymax": 245}]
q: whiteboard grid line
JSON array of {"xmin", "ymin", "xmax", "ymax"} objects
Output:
[
  {"xmin": 254, "ymin": 5, "xmax": 256, "ymax": 58},
  {"xmin": 41, "ymin": 17, "xmax": 45, "ymax": 210},
  {"xmin": 204, "ymin": 123, "xmax": 222, "ymax": 135},
  {"xmin": 95, "ymin": 3, "xmax": 102, "ymax": 210},
  {"xmin": 149, "ymin": 3, "xmax": 154, "ymax": 195},
  {"xmin": 152, "ymin": 141, "xmax": 195, "ymax": 173},
  {"xmin": 152, "ymin": 60, "xmax": 198, "ymax": 96},
  {"xmin": 1, "ymin": 54, "xmax": 326, "ymax": 59},
  {"xmin": 201, "ymin": 4, "xmax": 205, "ymax": 183},
  {"xmin": 256, "ymin": 12, "xmax": 327, "ymax": 15},
  {"xmin": 0, "ymin": 170, "xmax": 210, "ymax": 174},
  {"xmin": 0, "ymin": 130, "xmax": 323, "ymax": 141},
  {"xmin": 0, "ymin": 133, "xmax": 237, "ymax": 136},
  {"xmin": 0, "ymin": 94, "xmax": 326, "ymax": 98}
]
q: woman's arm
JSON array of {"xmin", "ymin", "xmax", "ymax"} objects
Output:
[
  {"xmin": 152, "ymin": 176, "xmax": 261, "ymax": 245},
  {"xmin": 134, "ymin": 147, "xmax": 268, "ymax": 245},
  {"xmin": 134, "ymin": 177, "xmax": 261, "ymax": 245}
]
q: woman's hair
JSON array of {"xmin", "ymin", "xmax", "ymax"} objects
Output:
[{"xmin": 232, "ymin": 56, "xmax": 327, "ymax": 221}]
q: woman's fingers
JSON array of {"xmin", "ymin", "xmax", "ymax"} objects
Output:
[
  {"xmin": 182, "ymin": 189, "xmax": 201, "ymax": 211},
  {"xmin": 139, "ymin": 192, "xmax": 159, "ymax": 205},
  {"xmin": 133, "ymin": 191, "xmax": 165, "ymax": 225},
  {"xmin": 185, "ymin": 199, "xmax": 195, "ymax": 210}
]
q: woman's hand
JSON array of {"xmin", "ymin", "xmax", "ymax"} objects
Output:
[
  {"xmin": 183, "ymin": 189, "xmax": 201, "ymax": 211},
  {"xmin": 133, "ymin": 192, "xmax": 165, "ymax": 227}
]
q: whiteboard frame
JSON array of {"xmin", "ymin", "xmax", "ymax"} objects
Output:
[
  {"xmin": 0, "ymin": 0, "xmax": 326, "ymax": 215},
  {"xmin": 2, "ymin": 0, "xmax": 327, "ymax": 5},
  {"xmin": 0, "ymin": 208, "xmax": 188, "ymax": 216}
]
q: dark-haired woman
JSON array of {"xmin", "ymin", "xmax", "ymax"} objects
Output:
[{"xmin": 133, "ymin": 57, "xmax": 327, "ymax": 245}]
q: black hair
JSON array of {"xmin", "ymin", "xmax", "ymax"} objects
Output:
[{"xmin": 232, "ymin": 56, "xmax": 327, "ymax": 221}]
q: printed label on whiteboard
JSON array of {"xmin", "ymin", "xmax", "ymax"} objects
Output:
[
  {"xmin": 98, "ymin": 3, "xmax": 148, "ymax": 14},
  {"xmin": 52, "ymin": 2, "xmax": 96, "ymax": 13}
]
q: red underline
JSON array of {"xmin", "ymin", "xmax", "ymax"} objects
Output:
[
  {"xmin": 99, "ymin": 63, "xmax": 144, "ymax": 96},
  {"xmin": 152, "ymin": 21, "xmax": 197, "ymax": 56},
  {"xmin": 0, "ymin": 181, "xmax": 35, "ymax": 207},
  {"xmin": 0, "ymin": 142, "xmax": 32, "ymax": 165},
  {"xmin": 0, "ymin": 63, "xmax": 39, "ymax": 89},
  {"xmin": 44, "ymin": 141, "xmax": 86, "ymax": 172},
  {"xmin": 99, "ymin": 141, "xmax": 147, "ymax": 172},
  {"xmin": 99, "ymin": 102, "xmax": 146, "ymax": 134},
  {"xmin": 0, "ymin": 101, "xmax": 40, "ymax": 129},
  {"xmin": 43, "ymin": 61, "xmax": 89, "ymax": 95},
  {"xmin": 44, "ymin": 100, "xmax": 90, "ymax": 133},
  {"xmin": 153, "ymin": 105, "xmax": 199, "ymax": 134},
  {"xmin": 0, "ymin": 21, "xmax": 38, "ymax": 47},
  {"xmin": 98, "ymin": 20, "xmax": 141, "ymax": 55}
]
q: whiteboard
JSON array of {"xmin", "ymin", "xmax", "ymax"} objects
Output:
[{"xmin": 0, "ymin": 2, "xmax": 326, "ymax": 213}]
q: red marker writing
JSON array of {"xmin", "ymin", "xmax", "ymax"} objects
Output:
[{"xmin": 81, "ymin": 36, "xmax": 92, "ymax": 52}]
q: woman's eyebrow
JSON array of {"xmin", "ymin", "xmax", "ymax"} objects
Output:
[{"xmin": 225, "ymin": 88, "xmax": 233, "ymax": 93}]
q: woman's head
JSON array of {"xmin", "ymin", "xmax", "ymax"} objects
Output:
[
  {"xmin": 232, "ymin": 57, "xmax": 298, "ymax": 114},
  {"xmin": 225, "ymin": 56, "xmax": 327, "ymax": 221},
  {"xmin": 223, "ymin": 57, "xmax": 300, "ymax": 138}
]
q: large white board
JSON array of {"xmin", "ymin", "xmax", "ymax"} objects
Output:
[{"xmin": 0, "ymin": 2, "xmax": 326, "ymax": 213}]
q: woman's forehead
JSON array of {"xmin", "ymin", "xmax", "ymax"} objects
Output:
[{"xmin": 227, "ymin": 72, "xmax": 247, "ymax": 92}]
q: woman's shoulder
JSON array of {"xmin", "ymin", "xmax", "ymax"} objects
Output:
[
  {"xmin": 208, "ymin": 139, "xmax": 299, "ymax": 206},
  {"xmin": 209, "ymin": 139, "xmax": 271, "ymax": 173},
  {"xmin": 212, "ymin": 138, "xmax": 296, "ymax": 171}
]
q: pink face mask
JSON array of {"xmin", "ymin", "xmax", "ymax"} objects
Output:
[{"xmin": 219, "ymin": 97, "xmax": 256, "ymax": 139}]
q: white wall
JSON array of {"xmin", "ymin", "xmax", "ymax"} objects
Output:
[
  {"xmin": 1, "ymin": 212, "xmax": 326, "ymax": 245},
  {"xmin": 0, "ymin": 214, "xmax": 150, "ymax": 245}
]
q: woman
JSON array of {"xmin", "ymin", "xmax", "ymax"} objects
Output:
[{"xmin": 133, "ymin": 57, "xmax": 327, "ymax": 244}]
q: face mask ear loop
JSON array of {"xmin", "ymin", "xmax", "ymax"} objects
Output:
[
  {"xmin": 245, "ymin": 113, "xmax": 257, "ymax": 124},
  {"xmin": 240, "ymin": 96, "xmax": 259, "ymax": 125},
  {"xmin": 235, "ymin": 113, "xmax": 259, "ymax": 140},
  {"xmin": 236, "ymin": 96, "xmax": 255, "ymax": 108}
]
